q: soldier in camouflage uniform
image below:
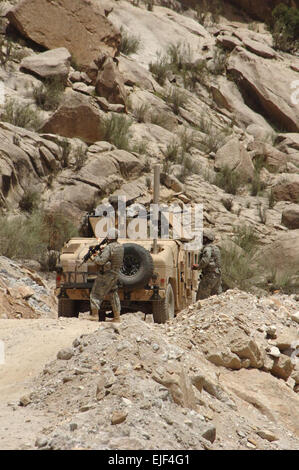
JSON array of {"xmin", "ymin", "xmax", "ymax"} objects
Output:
[
  {"xmin": 90, "ymin": 228, "xmax": 124, "ymax": 322},
  {"xmin": 192, "ymin": 230, "xmax": 222, "ymax": 300}
]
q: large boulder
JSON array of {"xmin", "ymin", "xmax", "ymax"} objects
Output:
[
  {"xmin": 227, "ymin": 47, "xmax": 299, "ymax": 133},
  {"xmin": 20, "ymin": 48, "xmax": 71, "ymax": 82},
  {"xmin": 254, "ymin": 229, "xmax": 299, "ymax": 277},
  {"xmin": 211, "ymin": 76, "xmax": 273, "ymax": 132},
  {"xmin": 7, "ymin": 0, "xmax": 120, "ymax": 69},
  {"xmin": 282, "ymin": 205, "xmax": 299, "ymax": 229},
  {"xmin": 247, "ymin": 141, "xmax": 288, "ymax": 172},
  {"xmin": 40, "ymin": 91, "xmax": 104, "ymax": 144},
  {"xmin": 215, "ymin": 137, "xmax": 255, "ymax": 180},
  {"xmin": 95, "ymin": 57, "xmax": 127, "ymax": 106},
  {"xmin": 272, "ymin": 174, "xmax": 299, "ymax": 203}
]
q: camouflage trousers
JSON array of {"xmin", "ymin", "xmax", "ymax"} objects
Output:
[
  {"xmin": 196, "ymin": 272, "xmax": 222, "ymax": 301},
  {"xmin": 90, "ymin": 272, "xmax": 121, "ymax": 317}
]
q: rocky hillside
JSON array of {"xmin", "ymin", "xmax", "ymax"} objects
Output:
[
  {"xmin": 0, "ymin": 0, "xmax": 298, "ymax": 291},
  {"xmin": 0, "ymin": 0, "xmax": 299, "ymax": 451}
]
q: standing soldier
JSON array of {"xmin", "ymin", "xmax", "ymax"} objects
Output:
[
  {"xmin": 90, "ymin": 228, "xmax": 124, "ymax": 322},
  {"xmin": 192, "ymin": 229, "xmax": 222, "ymax": 300}
]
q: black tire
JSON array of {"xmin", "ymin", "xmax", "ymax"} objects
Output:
[
  {"xmin": 152, "ymin": 283, "xmax": 175, "ymax": 324},
  {"xmin": 58, "ymin": 298, "xmax": 78, "ymax": 318},
  {"xmin": 119, "ymin": 243, "xmax": 154, "ymax": 290}
]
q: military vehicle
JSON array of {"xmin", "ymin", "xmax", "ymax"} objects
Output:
[{"xmin": 56, "ymin": 167, "xmax": 200, "ymax": 323}]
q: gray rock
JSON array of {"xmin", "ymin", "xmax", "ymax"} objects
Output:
[{"xmin": 57, "ymin": 348, "xmax": 74, "ymax": 360}]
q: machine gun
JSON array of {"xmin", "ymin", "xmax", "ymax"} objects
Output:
[{"xmin": 79, "ymin": 237, "xmax": 108, "ymax": 267}]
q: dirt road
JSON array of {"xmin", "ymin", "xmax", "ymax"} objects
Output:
[{"xmin": 0, "ymin": 317, "xmax": 99, "ymax": 449}]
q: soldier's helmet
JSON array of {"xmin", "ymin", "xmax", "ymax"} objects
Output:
[
  {"xmin": 203, "ymin": 229, "xmax": 215, "ymax": 243},
  {"xmin": 107, "ymin": 227, "xmax": 120, "ymax": 240}
]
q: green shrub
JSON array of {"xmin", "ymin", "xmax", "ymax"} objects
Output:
[
  {"xmin": 270, "ymin": 4, "xmax": 299, "ymax": 52},
  {"xmin": 133, "ymin": 103, "xmax": 149, "ymax": 123},
  {"xmin": 214, "ymin": 166, "xmax": 242, "ymax": 195},
  {"xmin": 33, "ymin": 77, "xmax": 65, "ymax": 111},
  {"xmin": 0, "ymin": 210, "xmax": 78, "ymax": 266},
  {"xmin": 210, "ymin": 48, "xmax": 227, "ymax": 75},
  {"xmin": 74, "ymin": 145, "xmax": 88, "ymax": 171},
  {"xmin": 100, "ymin": 114, "xmax": 132, "ymax": 151},
  {"xmin": 149, "ymin": 111, "xmax": 171, "ymax": 130},
  {"xmin": 164, "ymin": 142, "xmax": 180, "ymax": 162},
  {"xmin": 149, "ymin": 54, "xmax": 169, "ymax": 85},
  {"xmin": 250, "ymin": 171, "xmax": 266, "ymax": 196},
  {"xmin": 165, "ymin": 87, "xmax": 187, "ymax": 115},
  {"xmin": 61, "ymin": 138, "xmax": 71, "ymax": 168},
  {"xmin": 220, "ymin": 245, "xmax": 254, "ymax": 291},
  {"xmin": 0, "ymin": 99, "xmax": 42, "ymax": 130},
  {"xmin": 19, "ymin": 189, "xmax": 40, "ymax": 213},
  {"xmin": 233, "ymin": 225, "xmax": 259, "ymax": 254},
  {"xmin": 119, "ymin": 27, "xmax": 141, "ymax": 55},
  {"xmin": 131, "ymin": 139, "xmax": 148, "ymax": 155}
]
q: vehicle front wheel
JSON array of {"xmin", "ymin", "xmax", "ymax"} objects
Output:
[
  {"xmin": 152, "ymin": 283, "xmax": 175, "ymax": 324},
  {"xmin": 58, "ymin": 299, "xmax": 78, "ymax": 318}
]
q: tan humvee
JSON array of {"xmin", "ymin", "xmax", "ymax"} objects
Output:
[{"xmin": 56, "ymin": 214, "xmax": 201, "ymax": 323}]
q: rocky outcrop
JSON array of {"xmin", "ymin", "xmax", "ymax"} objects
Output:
[
  {"xmin": 254, "ymin": 229, "xmax": 299, "ymax": 277},
  {"xmin": 40, "ymin": 91, "xmax": 104, "ymax": 143},
  {"xmin": 95, "ymin": 57, "xmax": 127, "ymax": 106},
  {"xmin": 0, "ymin": 256, "xmax": 56, "ymax": 319},
  {"xmin": 272, "ymin": 174, "xmax": 299, "ymax": 202},
  {"xmin": 228, "ymin": 47, "xmax": 299, "ymax": 133},
  {"xmin": 20, "ymin": 48, "xmax": 71, "ymax": 82},
  {"xmin": 282, "ymin": 205, "xmax": 299, "ymax": 229},
  {"xmin": 7, "ymin": 0, "xmax": 120, "ymax": 69},
  {"xmin": 0, "ymin": 122, "xmax": 61, "ymax": 207},
  {"xmin": 215, "ymin": 137, "xmax": 255, "ymax": 180}
]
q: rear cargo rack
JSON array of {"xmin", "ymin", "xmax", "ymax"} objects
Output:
[{"xmin": 61, "ymin": 271, "xmax": 96, "ymax": 288}]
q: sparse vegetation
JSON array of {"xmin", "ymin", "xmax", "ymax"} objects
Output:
[
  {"xmin": 61, "ymin": 139, "xmax": 71, "ymax": 168},
  {"xmin": 268, "ymin": 189, "xmax": 275, "ymax": 209},
  {"xmin": 195, "ymin": 0, "xmax": 223, "ymax": 26},
  {"xmin": 131, "ymin": 139, "xmax": 148, "ymax": 155},
  {"xmin": 100, "ymin": 114, "xmax": 132, "ymax": 151},
  {"xmin": 165, "ymin": 87, "xmax": 187, "ymax": 115},
  {"xmin": 270, "ymin": 3, "xmax": 299, "ymax": 52},
  {"xmin": 0, "ymin": 37, "xmax": 28, "ymax": 66},
  {"xmin": 221, "ymin": 197, "xmax": 233, "ymax": 212},
  {"xmin": 19, "ymin": 189, "xmax": 40, "ymax": 213},
  {"xmin": 149, "ymin": 111, "xmax": 171, "ymax": 130},
  {"xmin": 214, "ymin": 166, "xmax": 242, "ymax": 195},
  {"xmin": 33, "ymin": 77, "xmax": 65, "ymax": 111},
  {"xmin": 250, "ymin": 170, "xmax": 266, "ymax": 197},
  {"xmin": 221, "ymin": 225, "xmax": 260, "ymax": 291},
  {"xmin": 210, "ymin": 47, "xmax": 227, "ymax": 76},
  {"xmin": 149, "ymin": 54, "xmax": 169, "ymax": 86},
  {"xmin": 0, "ymin": 99, "xmax": 42, "ymax": 131},
  {"xmin": 0, "ymin": 210, "xmax": 78, "ymax": 268},
  {"xmin": 233, "ymin": 225, "xmax": 259, "ymax": 254},
  {"xmin": 119, "ymin": 27, "xmax": 141, "ymax": 56},
  {"xmin": 133, "ymin": 103, "xmax": 149, "ymax": 123},
  {"xmin": 74, "ymin": 145, "xmax": 88, "ymax": 171}
]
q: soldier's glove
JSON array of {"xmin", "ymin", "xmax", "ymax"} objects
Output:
[{"xmin": 192, "ymin": 264, "xmax": 200, "ymax": 270}]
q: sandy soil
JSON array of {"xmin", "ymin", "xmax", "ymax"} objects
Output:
[{"xmin": 0, "ymin": 317, "xmax": 99, "ymax": 450}]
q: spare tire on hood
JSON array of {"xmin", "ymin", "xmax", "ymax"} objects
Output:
[{"xmin": 119, "ymin": 243, "xmax": 154, "ymax": 290}]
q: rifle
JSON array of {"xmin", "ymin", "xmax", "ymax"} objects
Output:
[{"xmin": 79, "ymin": 237, "xmax": 108, "ymax": 267}]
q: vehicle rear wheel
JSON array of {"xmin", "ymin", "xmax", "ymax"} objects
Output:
[
  {"xmin": 58, "ymin": 298, "xmax": 78, "ymax": 318},
  {"xmin": 152, "ymin": 283, "xmax": 175, "ymax": 324}
]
